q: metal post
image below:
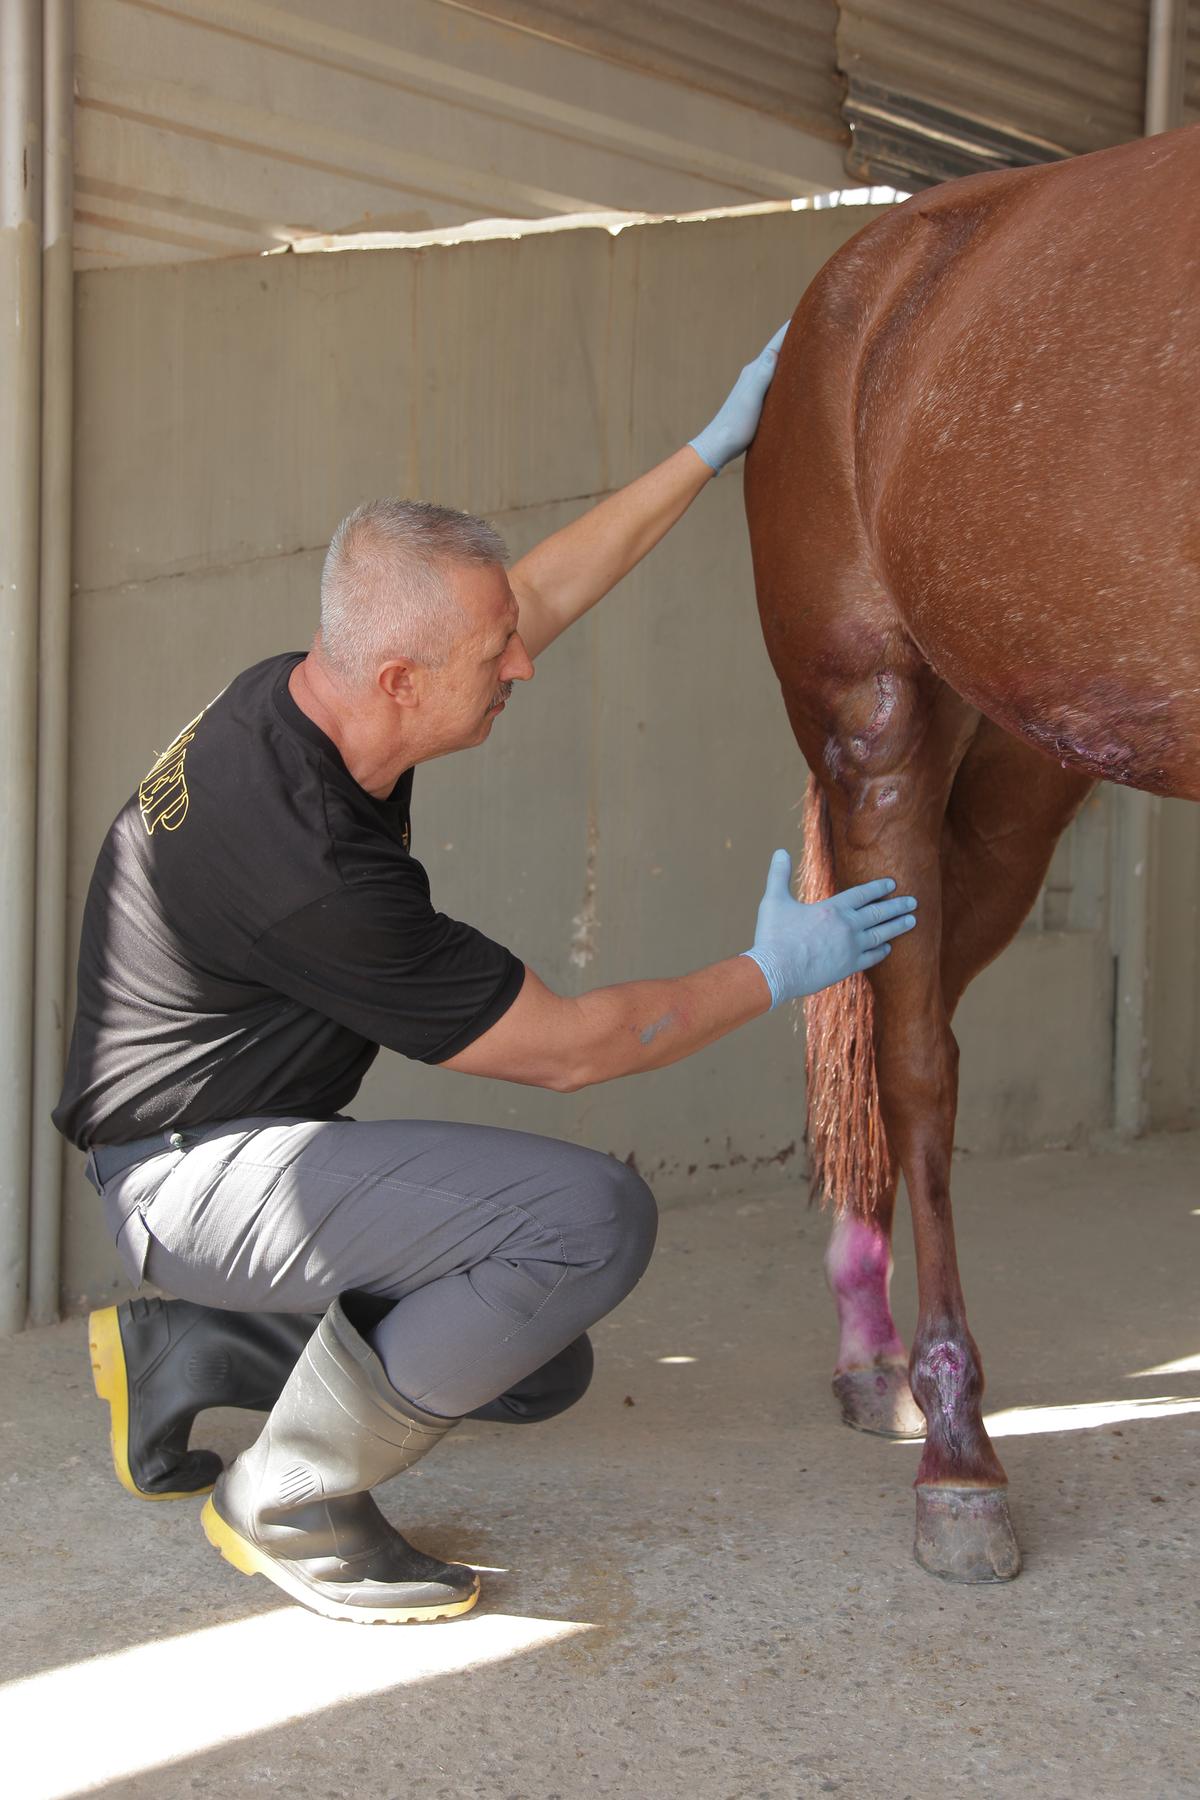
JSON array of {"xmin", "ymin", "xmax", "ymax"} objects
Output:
[
  {"xmin": 1145, "ymin": 0, "xmax": 1186, "ymax": 136},
  {"xmin": 0, "ymin": 0, "xmax": 44, "ymax": 1331},
  {"xmin": 1112, "ymin": 789, "xmax": 1160, "ymax": 1138},
  {"xmin": 29, "ymin": 0, "xmax": 74, "ymax": 1325},
  {"xmin": 1110, "ymin": 0, "xmax": 1188, "ymax": 1139}
]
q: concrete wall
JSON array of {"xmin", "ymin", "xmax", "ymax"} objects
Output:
[{"xmin": 62, "ymin": 203, "xmax": 1197, "ymax": 1307}]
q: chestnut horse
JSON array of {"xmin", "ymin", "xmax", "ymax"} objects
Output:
[{"xmin": 744, "ymin": 124, "xmax": 1199, "ymax": 1582}]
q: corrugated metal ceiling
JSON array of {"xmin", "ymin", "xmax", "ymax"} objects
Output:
[
  {"xmin": 442, "ymin": 2, "xmax": 1200, "ymax": 191},
  {"xmin": 72, "ymin": 0, "xmax": 845, "ymax": 270},
  {"xmin": 836, "ymin": 0, "xmax": 1155, "ymax": 188},
  {"xmin": 69, "ymin": 0, "xmax": 1200, "ymax": 267},
  {"xmin": 449, "ymin": 0, "xmax": 846, "ymax": 140}
]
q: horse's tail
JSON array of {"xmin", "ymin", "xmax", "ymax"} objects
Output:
[{"xmin": 800, "ymin": 774, "xmax": 895, "ymax": 1218}]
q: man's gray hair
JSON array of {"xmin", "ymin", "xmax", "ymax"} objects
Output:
[{"xmin": 318, "ymin": 498, "xmax": 508, "ymax": 685}]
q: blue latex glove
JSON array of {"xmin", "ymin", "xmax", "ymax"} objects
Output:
[
  {"xmin": 741, "ymin": 849, "xmax": 918, "ymax": 1008},
  {"xmin": 688, "ymin": 322, "xmax": 790, "ymax": 473}
]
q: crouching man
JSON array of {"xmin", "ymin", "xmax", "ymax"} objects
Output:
[{"xmin": 56, "ymin": 329, "xmax": 917, "ymax": 1624}]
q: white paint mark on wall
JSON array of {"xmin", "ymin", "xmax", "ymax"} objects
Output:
[{"xmin": 569, "ymin": 810, "xmax": 600, "ymax": 968}]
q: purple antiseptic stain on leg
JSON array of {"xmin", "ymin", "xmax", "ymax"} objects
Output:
[{"xmin": 824, "ymin": 1213, "xmax": 907, "ymax": 1371}]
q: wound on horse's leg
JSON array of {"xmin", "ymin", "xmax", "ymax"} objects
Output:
[
  {"xmin": 825, "ymin": 1207, "xmax": 924, "ymax": 1439},
  {"xmin": 909, "ymin": 1316, "xmax": 1002, "ymax": 1487}
]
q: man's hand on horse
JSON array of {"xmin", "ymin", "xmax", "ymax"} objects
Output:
[
  {"xmin": 688, "ymin": 322, "xmax": 790, "ymax": 473},
  {"xmin": 741, "ymin": 848, "xmax": 918, "ymax": 1008}
]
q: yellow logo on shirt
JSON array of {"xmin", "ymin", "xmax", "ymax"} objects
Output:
[{"xmin": 139, "ymin": 712, "xmax": 204, "ymax": 835}]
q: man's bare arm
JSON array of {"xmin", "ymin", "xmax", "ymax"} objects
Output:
[
  {"xmin": 510, "ymin": 325, "xmax": 788, "ymax": 661},
  {"xmin": 439, "ymin": 958, "xmax": 771, "ymax": 1092},
  {"xmin": 439, "ymin": 851, "xmax": 918, "ymax": 1093},
  {"xmin": 510, "ymin": 449, "xmax": 711, "ymax": 662}
]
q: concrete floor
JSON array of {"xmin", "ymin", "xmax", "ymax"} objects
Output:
[{"xmin": 1, "ymin": 1131, "xmax": 1197, "ymax": 1800}]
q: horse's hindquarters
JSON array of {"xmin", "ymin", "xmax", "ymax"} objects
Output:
[{"xmin": 863, "ymin": 141, "xmax": 1200, "ymax": 802}]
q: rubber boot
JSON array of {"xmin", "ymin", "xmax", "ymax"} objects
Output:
[
  {"xmin": 88, "ymin": 1298, "xmax": 318, "ymax": 1500},
  {"xmin": 200, "ymin": 1296, "xmax": 480, "ymax": 1624}
]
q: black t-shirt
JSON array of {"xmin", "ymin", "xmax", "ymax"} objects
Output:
[{"xmin": 54, "ymin": 653, "xmax": 524, "ymax": 1148}]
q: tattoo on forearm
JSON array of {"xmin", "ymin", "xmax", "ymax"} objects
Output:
[{"xmin": 638, "ymin": 1011, "xmax": 680, "ymax": 1047}]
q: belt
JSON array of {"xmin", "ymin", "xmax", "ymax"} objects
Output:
[{"xmin": 90, "ymin": 1130, "xmax": 189, "ymax": 1186}]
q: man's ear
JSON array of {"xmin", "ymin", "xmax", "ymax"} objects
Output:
[{"xmin": 378, "ymin": 659, "xmax": 420, "ymax": 707}]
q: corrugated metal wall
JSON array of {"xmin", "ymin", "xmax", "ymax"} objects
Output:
[
  {"xmin": 461, "ymin": 0, "xmax": 1200, "ymax": 148},
  {"xmin": 72, "ymin": 0, "xmax": 845, "ymax": 270},
  {"xmin": 452, "ymin": 0, "xmax": 845, "ymax": 138},
  {"xmin": 836, "ymin": 0, "xmax": 1154, "ymax": 187}
]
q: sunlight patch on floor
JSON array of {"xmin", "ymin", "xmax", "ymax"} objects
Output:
[
  {"xmin": 1, "ymin": 1607, "xmax": 591, "ymax": 1800},
  {"xmin": 1129, "ymin": 1352, "xmax": 1200, "ymax": 1378},
  {"xmin": 983, "ymin": 1394, "xmax": 1200, "ymax": 1438}
]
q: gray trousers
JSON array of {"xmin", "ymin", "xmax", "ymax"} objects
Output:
[{"xmin": 97, "ymin": 1115, "xmax": 657, "ymax": 1418}]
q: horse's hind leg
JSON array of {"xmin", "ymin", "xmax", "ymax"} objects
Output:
[
  {"xmin": 902, "ymin": 726, "xmax": 1094, "ymax": 1577},
  {"xmin": 820, "ymin": 711, "xmax": 1091, "ymax": 1444},
  {"xmin": 812, "ymin": 710, "xmax": 1093, "ymax": 1580},
  {"xmin": 827, "ymin": 730, "xmax": 1101, "ymax": 1447},
  {"xmin": 795, "ymin": 672, "xmax": 1027, "ymax": 1581}
]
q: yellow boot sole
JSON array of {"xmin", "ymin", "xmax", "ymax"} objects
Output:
[
  {"xmin": 88, "ymin": 1305, "xmax": 214, "ymax": 1502},
  {"xmin": 200, "ymin": 1496, "xmax": 481, "ymax": 1624}
]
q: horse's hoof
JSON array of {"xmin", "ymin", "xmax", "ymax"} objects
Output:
[
  {"xmin": 913, "ymin": 1485, "xmax": 1021, "ymax": 1583},
  {"xmin": 833, "ymin": 1365, "xmax": 926, "ymax": 1439}
]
